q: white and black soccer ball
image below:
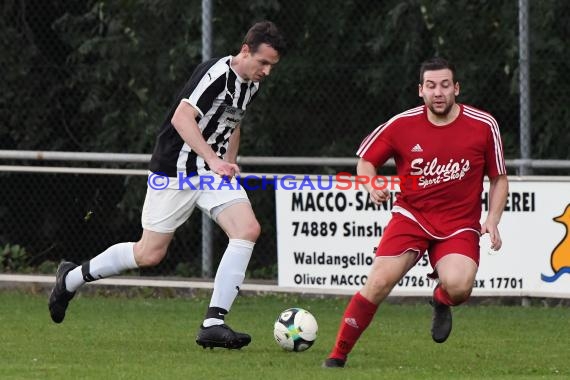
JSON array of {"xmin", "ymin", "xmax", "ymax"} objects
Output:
[{"xmin": 273, "ymin": 307, "xmax": 318, "ymax": 352}]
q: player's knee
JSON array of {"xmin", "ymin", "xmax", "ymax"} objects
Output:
[
  {"xmin": 445, "ymin": 283, "xmax": 473, "ymax": 304},
  {"xmin": 239, "ymin": 219, "xmax": 261, "ymax": 241},
  {"xmin": 134, "ymin": 246, "xmax": 167, "ymax": 267},
  {"xmin": 363, "ymin": 274, "xmax": 396, "ymax": 299}
]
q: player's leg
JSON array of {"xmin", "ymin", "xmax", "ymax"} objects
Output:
[
  {"xmin": 436, "ymin": 253, "xmax": 478, "ymax": 303},
  {"xmin": 324, "ymin": 252, "xmax": 418, "ymax": 368},
  {"xmin": 195, "ymin": 178, "xmax": 260, "ymax": 349},
  {"xmin": 429, "ymin": 232, "xmax": 479, "ymax": 343},
  {"xmin": 49, "ymin": 184, "xmax": 196, "ymax": 323},
  {"xmin": 208, "ymin": 201, "xmax": 260, "ymax": 318},
  {"xmin": 324, "ymin": 214, "xmax": 428, "ymax": 367},
  {"xmin": 49, "ymin": 229, "xmax": 174, "ymax": 324}
]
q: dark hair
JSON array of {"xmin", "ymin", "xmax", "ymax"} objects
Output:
[
  {"xmin": 419, "ymin": 57, "xmax": 456, "ymax": 84},
  {"xmin": 243, "ymin": 20, "xmax": 287, "ymax": 56}
]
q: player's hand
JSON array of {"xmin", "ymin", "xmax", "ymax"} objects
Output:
[
  {"xmin": 481, "ymin": 221, "xmax": 502, "ymax": 250},
  {"xmin": 367, "ymin": 188, "xmax": 390, "ymax": 205},
  {"xmin": 208, "ymin": 158, "xmax": 240, "ymax": 180}
]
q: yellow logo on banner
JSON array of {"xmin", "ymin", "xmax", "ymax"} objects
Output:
[{"xmin": 541, "ymin": 204, "xmax": 570, "ymax": 282}]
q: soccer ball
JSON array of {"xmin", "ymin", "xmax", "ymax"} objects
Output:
[{"xmin": 273, "ymin": 307, "xmax": 318, "ymax": 352}]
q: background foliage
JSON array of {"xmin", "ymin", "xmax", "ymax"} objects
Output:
[{"xmin": 1, "ymin": 0, "xmax": 569, "ymax": 277}]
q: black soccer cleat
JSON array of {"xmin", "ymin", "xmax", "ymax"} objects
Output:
[
  {"xmin": 195, "ymin": 324, "xmax": 251, "ymax": 350},
  {"xmin": 322, "ymin": 357, "xmax": 346, "ymax": 368},
  {"xmin": 48, "ymin": 261, "xmax": 78, "ymax": 324},
  {"xmin": 431, "ymin": 299, "xmax": 452, "ymax": 343}
]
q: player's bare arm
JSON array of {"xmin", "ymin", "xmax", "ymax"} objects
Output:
[
  {"xmin": 171, "ymin": 101, "xmax": 240, "ymax": 178},
  {"xmin": 481, "ymin": 174, "xmax": 509, "ymax": 250},
  {"xmin": 356, "ymin": 158, "xmax": 390, "ymax": 205}
]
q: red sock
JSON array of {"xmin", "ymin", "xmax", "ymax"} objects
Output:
[
  {"xmin": 433, "ymin": 284, "xmax": 460, "ymax": 306},
  {"xmin": 329, "ymin": 292, "xmax": 378, "ymax": 360}
]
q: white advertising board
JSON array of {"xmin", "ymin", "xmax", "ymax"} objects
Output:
[{"xmin": 275, "ymin": 176, "xmax": 570, "ymax": 298}]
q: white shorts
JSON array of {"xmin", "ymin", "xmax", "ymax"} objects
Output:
[{"xmin": 141, "ymin": 172, "xmax": 250, "ymax": 233}]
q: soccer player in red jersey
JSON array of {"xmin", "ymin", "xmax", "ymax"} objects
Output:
[{"xmin": 323, "ymin": 57, "xmax": 509, "ymax": 368}]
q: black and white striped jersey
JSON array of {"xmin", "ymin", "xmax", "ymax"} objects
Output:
[{"xmin": 149, "ymin": 56, "xmax": 260, "ymax": 177}]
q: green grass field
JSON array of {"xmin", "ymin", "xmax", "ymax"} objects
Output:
[{"xmin": 1, "ymin": 290, "xmax": 569, "ymax": 380}]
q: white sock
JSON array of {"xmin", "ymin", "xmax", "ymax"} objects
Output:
[
  {"xmin": 65, "ymin": 242, "xmax": 138, "ymax": 292},
  {"xmin": 203, "ymin": 239, "xmax": 254, "ymax": 326}
]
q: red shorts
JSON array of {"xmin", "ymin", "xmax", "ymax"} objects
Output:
[{"xmin": 376, "ymin": 213, "xmax": 480, "ymax": 277}]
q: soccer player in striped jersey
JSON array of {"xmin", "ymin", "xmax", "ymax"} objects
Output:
[
  {"xmin": 49, "ymin": 21, "xmax": 286, "ymax": 350},
  {"xmin": 323, "ymin": 57, "xmax": 509, "ymax": 368}
]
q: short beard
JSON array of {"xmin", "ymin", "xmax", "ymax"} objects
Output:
[{"xmin": 429, "ymin": 102, "xmax": 454, "ymax": 116}]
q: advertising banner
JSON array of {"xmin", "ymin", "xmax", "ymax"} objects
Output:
[{"xmin": 275, "ymin": 176, "xmax": 570, "ymax": 298}]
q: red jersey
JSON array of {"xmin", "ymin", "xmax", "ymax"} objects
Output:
[{"xmin": 357, "ymin": 104, "xmax": 507, "ymax": 237}]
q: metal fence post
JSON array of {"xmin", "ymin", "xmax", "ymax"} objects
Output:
[
  {"xmin": 518, "ymin": 0, "xmax": 531, "ymax": 175},
  {"xmin": 201, "ymin": 0, "xmax": 214, "ymax": 278}
]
